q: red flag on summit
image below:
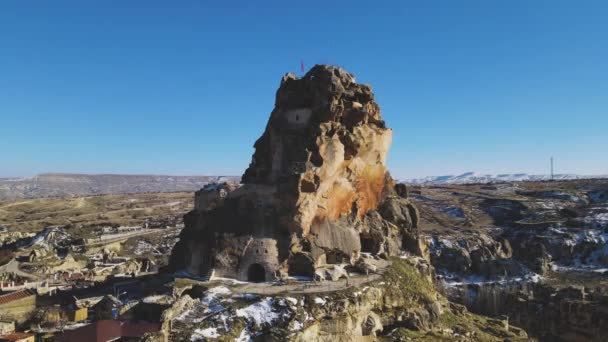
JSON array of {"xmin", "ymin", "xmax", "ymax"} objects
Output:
[{"xmin": 301, "ymin": 60, "xmax": 305, "ymax": 73}]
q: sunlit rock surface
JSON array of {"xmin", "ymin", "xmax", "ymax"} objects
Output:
[{"xmin": 170, "ymin": 65, "xmax": 422, "ymax": 281}]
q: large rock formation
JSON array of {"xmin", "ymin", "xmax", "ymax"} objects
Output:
[{"xmin": 170, "ymin": 65, "xmax": 423, "ymax": 281}]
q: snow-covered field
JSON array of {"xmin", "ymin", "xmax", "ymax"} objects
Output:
[
  {"xmin": 174, "ymin": 285, "xmax": 304, "ymax": 341},
  {"xmin": 404, "ymin": 172, "xmax": 607, "ymax": 185}
]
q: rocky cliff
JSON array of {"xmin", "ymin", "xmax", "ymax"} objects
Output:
[
  {"xmin": 241, "ymin": 65, "xmax": 392, "ymax": 235},
  {"xmin": 170, "ymin": 65, "xmax": 424, "ymax": 281},
  {"xmin": 413, "ymin": 180, "xmax": 608, "ymax": 341}
]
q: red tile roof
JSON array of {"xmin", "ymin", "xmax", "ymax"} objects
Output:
[
  {"xmin": 54, "ymin": 320, "xmax": 160, "ymax": 342},
  {"xmin": 60, "ymin": 272, "xmax": 84, "ymax": 281},
  {"xmin": 0, "ymin": 332, "xmax": 35, "ymax": 341},
  {"xmin": 0, "ymin": 290, "xmax": 35, "ymax": 305}
]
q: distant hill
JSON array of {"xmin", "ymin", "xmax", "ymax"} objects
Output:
[
  {"xmin": 404, "ymin": 172, "xmax": 608, "ymax": 185},
  {"xmin": 0, "ymin": 173, "xmax": 239, "ymax": 200}
]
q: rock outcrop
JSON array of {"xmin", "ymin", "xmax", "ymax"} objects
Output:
[
  {"xmin": 170, "ymin": 65, "xmax": 423, "ymax": 281},
  {"xmin": 414, "ymin": 180, "xmax": 608, "ymax": 341},
  {"xmin": 164, "ymin": 258, "xmax": 529, "ymax": 341}
]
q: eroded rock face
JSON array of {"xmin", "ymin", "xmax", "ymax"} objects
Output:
[
  {"xmin": 242, "ymin": 65, "xmax": 392, "ymax": 235},
  {"xmin": 170, "ymin": 65, "xmax": 422, "ymax": 281}
]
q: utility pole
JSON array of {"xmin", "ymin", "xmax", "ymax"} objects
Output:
[{"xmin": 550, "ymin": 157, "xmax": 554, "ymax": 181}]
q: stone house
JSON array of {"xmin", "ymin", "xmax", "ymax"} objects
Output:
[
  {"xmin": 237, "ymin": 237, "xmax": 280, "ymax": 282},
  {"xmin": 53, "ymin": 320, "xmax": 161, "ymax": 342},
  {"xmin": 0, "ymin": 321, "xmax": 14, "ymax": 336},
  {"xmin": 0, "ymin": 333, "xmax": 35, "ymax": 342},
  {"xmin": 69, "ymin": 306, "xmax": 88, "ymax": 322},
  {"xmin": 91, "ymin": 295, "xmax": 123, "ymax": 320},
  {"xmin": 0, "ymin": 290, "xmax": 37, "ymax": 323}
]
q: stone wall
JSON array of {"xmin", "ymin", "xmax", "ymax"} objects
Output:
[{"xmin": 236, "ymin": 238, "xmax": 279, "ymax": 281}]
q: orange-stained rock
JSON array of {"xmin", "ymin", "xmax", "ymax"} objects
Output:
[{"xmin": 170, "ymin": 65, "xmax": 422, "ymax": 281}]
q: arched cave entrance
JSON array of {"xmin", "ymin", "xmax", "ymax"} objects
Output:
[
  {"xmin": 247, "ymin": 263, "xmax": 266, "ymax": 282},
  {"xmin": 360, "ymin": 235, "xmax": 376, "ymax": 254}
]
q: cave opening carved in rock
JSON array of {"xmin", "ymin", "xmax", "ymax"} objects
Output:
[
  {"xmin": 360, "ymin": 235, "xmax": 376, "ymax": 253},
  {"xmin": 247, "ymin": 263, "xmax": 266, "ymax": 282}
]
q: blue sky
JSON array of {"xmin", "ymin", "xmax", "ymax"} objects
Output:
[{"xmin": 1, "ymin": 1, "xmax": 606, "ymax": 179}]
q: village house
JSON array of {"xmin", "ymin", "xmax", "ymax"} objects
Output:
[
  {"xmin": 0, "ymin": 290, "xmax": 37, "ymax": 323},
  {"xmin": 0, "ymin": 332, "xmax": 35, "ymax": 342},
  {"xmin": 53, "ymin": 320, "xmax": 161, "ymax": 342},
  {"xmin": 0, "ymin": 321, "xmax": 14, "ymax": 335}
]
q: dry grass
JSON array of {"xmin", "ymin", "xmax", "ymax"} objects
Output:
[
  {"xmin": 410, "ymin": 179, "xmax": 608, "ymax": 235},
  {"xmin": 0, "ymin": 192, "xmax": 193, "ymax": 235}
]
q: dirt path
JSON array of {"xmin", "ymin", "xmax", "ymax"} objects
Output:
[
  {"xmin": 228, "ymin": 259, "xmax": 391, "ymax": 295},
  {"xmin": 81, "ymin": 228, "xmax": 173, "ymax": 247},
  {"xmin": 233, "ymin": 273, "xmax": 383, "ymax": 295},
  {"xmin": 0, "ymin": 259, "xmax": 40, "ymax": 280}
]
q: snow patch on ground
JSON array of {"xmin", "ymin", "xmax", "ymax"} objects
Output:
[
  {"xmin": 552, "ymin": 264, "xmax": 608, "ymax": 274},
  {"xmin": 290, "ymin": 320, "xmax": 304, "ymax": 331},
  {"xmin": 236, "ymin": 297, "xmax": 279, "ymax": 326},
  {"xmin": 142, "ymin": 294, "xmax": 170, "ymax": 304},
  {"xmin": 202, "ymin": 286, "xmax": 231, "ymax": 304},
  {"xmin": 440, "ymin": 271, "xmax": 542, "ymax": 287},
  {"xmin": 61, "ymin": 322, "xmax": 91, "ymax": 331},
  {"xmin": 440, "ymin": 206, "xmax": 465, "ymax": 219},
  {"xmin": 287, "ymin": 275, "xmax": 313, "ymax": 281},
  {"xmin": 235, "ymin": 327, "xmax": 252, "ymax": 342},
  {"xmin": 314, "ymin": 297, "xmax": 326, "ymax": 305},
  {"xmin": 584, "ymin": 212, "xmax": 608, "ymax": 229},
  {"xmin": 405, "ymin": 172, "xmax": 608, "ymax": 185},
  {"xmin": 191, "ymin": 327, "xmax": 219, "ymax": 340},
  {"xmin": 209, "ymin": 276, "xmax": 249, "ymax": 284},
  {"xmin": 575, "ymin": 227, "xmax": 608, "ymax": 244}
]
